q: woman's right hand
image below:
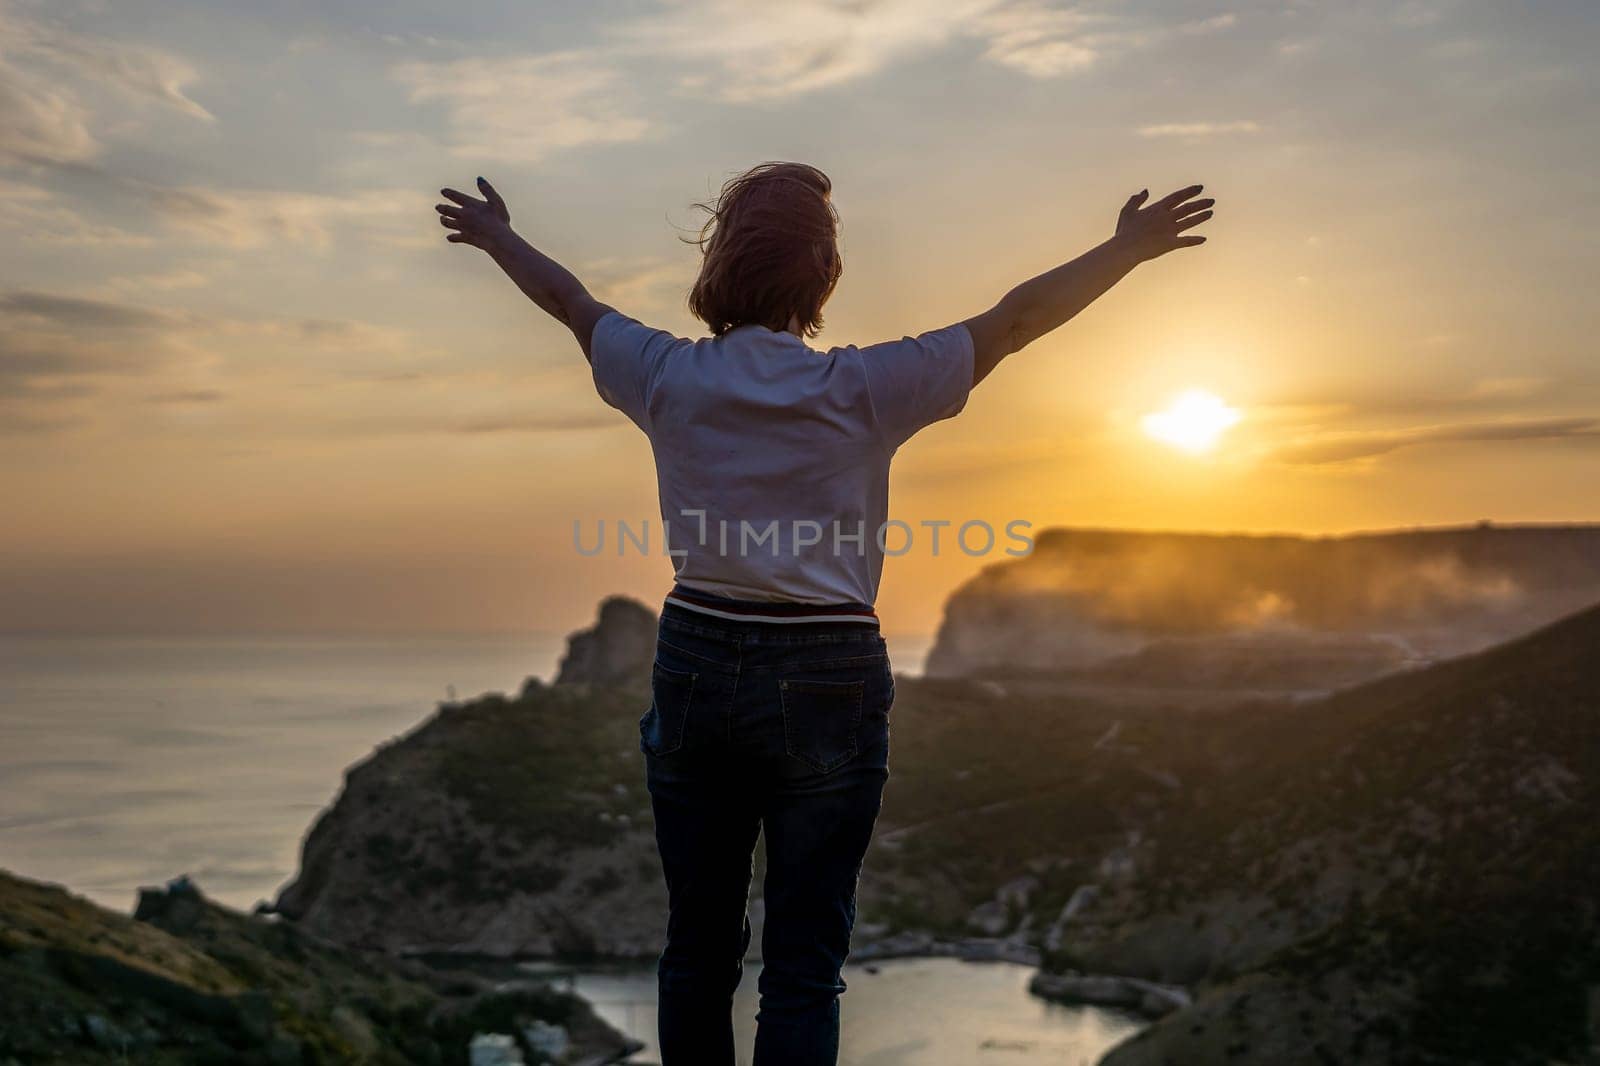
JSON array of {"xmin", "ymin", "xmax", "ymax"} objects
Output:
[
  {"xmin": 436, "ymin": 176, "xmax": 514, "ymax": 252},
  {"xmin": 1113, "ymin": 184, "xmax": 1214, "ymax": 261}
]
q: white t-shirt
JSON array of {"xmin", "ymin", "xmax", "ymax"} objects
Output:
[{"xmin": 591, "ymin": 310, "xmax": 974, "ymax": 606}]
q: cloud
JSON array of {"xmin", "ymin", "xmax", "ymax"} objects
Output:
[
  {"xmin": 0, "ymin": 56, "xmax": 97, "ymax": 163},
  {"xmin": 972, "ymin": 1, "xmax": 1122, "ymax": 78},
  {"xmin": 109, "ymin": 269, "xmax": 211, "ymax": 292},
  {"xmin": 0, "ymin": 290, "xmax": 190, "ymax": 393},
  {"xmin": 393, "ymin": 50, "xmax": 649, "ymax": 163},
  {"xmin": 0, "ymin": 408, "xmax": 80, "ymax": 435},
  {"xmin": 616, "ymin": 0, "xmax": 994, "ymax": 99},
  {"xmin": 618, "ymin": 0, "xmax": 1139, "ymax": 98},
  {"xmin": 582, "ymin": 257, "xmax": 688, "ymax": 311},
  {"xmin": 1272, "ymin": 416, "xmax": 1600, "ymax": 466},
  {"xmin": 143, "ymin": 184, "xmax": 426, "ymax": 249},
  {"xmin": 447, "ymin": 412, "xmax": 619, "ymax": 435},
  {"xmin": 389, "ymin": 0, "xmax": 1170, "ymax": 154},
  {"xmin": 0, "ymin": 7, "xmax": 210, "ymax": 165},
  {"xmin": 0, "ymin": 178, "xmax": 151, "ymax": 245},
  {"xmin": 0, "ymin": 290, "xmax": 179, "ymax": 331},
  {"xmin": 0, "ymin": 9, "xmax": 212, "ymax": 121},
  {"xmin": 144, "ymin": 388, "xmax": 224, "ymax": 405},
  {"xmin": 1137, "ymin": 120, "xmax": 1263, "ymax": 138},
  {"xmin": 1182, "ymin": 13, "xmax": 1238, "ymax": 34},
  {"xmin": 1470, "ymin": 377, "xmax": 1547, "ymax": 400},
  {"xmin": 0, "ymin": 287, "xmax": 422, "ymax": 442}
]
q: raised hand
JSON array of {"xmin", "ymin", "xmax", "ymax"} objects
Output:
[
  {"xmin": 1114, "ymin": 184, "xmax": 1214, "ymax": 262},
  {"xmin": 436, "ymin": 177, "xmax": 513, "ymax": 251}
]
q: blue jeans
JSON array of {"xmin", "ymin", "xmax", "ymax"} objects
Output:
[{"xmin": 642, "ymin": 598, "xmax": 894, "ymax": 1066}]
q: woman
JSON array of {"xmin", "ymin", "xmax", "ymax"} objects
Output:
[{"xmin": 436, "ymin": 163, "xmax": 1212, "ymax": 1065}]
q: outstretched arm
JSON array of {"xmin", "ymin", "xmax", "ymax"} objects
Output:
[
  {"xmin": 436, "ymin": 177, "xmax": 613, "ymax": 361},
  {"xmin": 961, "ymin": 184, "xmax": 1214, "ymax": 387}
]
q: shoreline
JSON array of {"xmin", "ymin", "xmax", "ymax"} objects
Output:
[{"xmin": 419, "ymin": 936, "xmax": 1186, "ymax": 1022}]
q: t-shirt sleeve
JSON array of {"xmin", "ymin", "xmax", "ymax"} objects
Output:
[
  {"xmin": 859, "ymin": 322, "xmax": 975, "ymax": 448},
  {"xmin": 590, "ymin": 309, "xmax": 684, "ymax": 432}
]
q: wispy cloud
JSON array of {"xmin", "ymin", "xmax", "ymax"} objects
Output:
[
  {"xmin": 1272, "ymin": 416, "xmax": 1600, "ymax": 466},
  {"xmin": 389, "ymin": 0, "xmax": 1178, "ymax": 155},
  {"xmin": 393, "ymin": 50, "xmax": 649, "ymax": 163},
  {"xmin": 0, "ymin": 56, "xmax": 97, "ymax": 164},
  {"xmin": 0, "ymin": 178, "xmax": 151, "ymax": 245},
  {"xmin": 972, "ymin": 1, "xmax": 1129, "ymax": 78},
  {"xmin": 0, "ymin": 290, "xmax": 181, "ymax": 331},
  {"xmin": 144, "ymin": 388, "xmax": 224, "ymax": 405},
  {"xmin": 143, "ymin": 185, "xmax": 427, "ymax": 249},
  {"xmin": 1470, "ymin": 377, "xmax": 1547, "ymax": 400},
  {"xmin": 1137, "ymin": 120, "xmax": 1262, "ymax": 138},
  {"xmin": 0, "ymin": 289, "xmax": 415, "ymax": 433},
  {"xmin": 582, "ymin": 257, "xmax": 688, "ymax": 312},
  {"xmin": 1, "ymin": 9, "xmax": 212, "ymax": 120},
  {"xmin": 108, "ymin": 269, "xmax": 212, "ymax": 293},
  {"xmin": 0, "ymin": 6, "xmax": 210, "ymax": 165},
  {"xmin": 446, "ymin": 412, "xmax": 618, "ymax": 435},
  {"xmin": 617, "ymin": 0, "xmax": 992, "ymax": 99}
]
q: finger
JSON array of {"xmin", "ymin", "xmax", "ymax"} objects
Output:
[
  {"xmin": 1120, "ymin": 188, "xmax": 1149, "ymax": 219},
  {"xmin": 1153, "ymin": 184, "xmax": 1204, "ymax": 211},
  {"xmin": 477, "ymin": 176, "xmax": 507, "ymax": 218},
  {"xmin": 440, "ymin": 187, "xmax": 484, "ymax": 207},
  {"xmin": 1175, "ymin": 235, "xmax": 1207, "ymax": 248},
  {"xmin": 435, "ymin": 203, "xmax": 462, "ymax": 218},
  {"xmin": 439, "ymin": 215, "xmax": 464, "ymax": 230},
  {"xmin": 1173, "ymin": 197, "xmax": 1214, "ymax": 220},
  {"xmin": 1175, "ymin": 210, "xmax": 1213, "ymax": 232},
  {"xmin": 446, "ymin": 232, "xmax": 472, "ymax": 243}
]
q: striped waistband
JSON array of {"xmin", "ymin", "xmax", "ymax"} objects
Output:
[{"xmin": 664, "ymin": 585, "xmax": 879, "ymax": 626}]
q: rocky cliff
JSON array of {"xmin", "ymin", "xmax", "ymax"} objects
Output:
[
  {"xmin": 272, "ymin": 680, "xmax": 665, "ymax": 959},
  {"xmin": 554, "ymin": 596, "xmax": 656, "ymax": 685},
  {"xmin": 926, "ymin": 524, "xmax": 1600, "ymax": 692},
  {"xmin": 271, "ymin": 593, "xmax": 1600, "ymax": 1063},
  {"xmin": 0, "ymin": 870, "xmax": 635, "ymax": 1064}
]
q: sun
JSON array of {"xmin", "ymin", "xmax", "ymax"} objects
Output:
[{"xmin": 1140, "ymin": 389, "xmax": 1242, "ymax": 454}]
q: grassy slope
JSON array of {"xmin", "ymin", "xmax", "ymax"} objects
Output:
[{"xmin": 0, "ymin": 871, "xmax": 631, "ymax": 1064}]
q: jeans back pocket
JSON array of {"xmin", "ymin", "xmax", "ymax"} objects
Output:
[
  {"xmin": 642, "ymin": 662, "xmax": 697, "ymax": 757},
  {"xmin": 779, "ymin": 678, "xmax": 864, "ymax": 774}
]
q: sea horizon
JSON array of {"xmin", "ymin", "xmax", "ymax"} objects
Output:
[{"xmin": 0, "ymin": 630, "xmax": 937, "ymax": 913}]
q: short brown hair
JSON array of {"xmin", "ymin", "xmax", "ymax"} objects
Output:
[{"xmin": 687, "ymin": 162, "xmax": 842, "ymax": 339}]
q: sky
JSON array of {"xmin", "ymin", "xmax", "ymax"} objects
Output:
[{"xmin": 2, "ymin": 0, "xmax": 1596, "ymax": 639}]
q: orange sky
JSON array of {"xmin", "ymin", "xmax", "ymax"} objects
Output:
[{"xmin": 2, "ymin": 0, "xmax": 1597, "ymax": 638}]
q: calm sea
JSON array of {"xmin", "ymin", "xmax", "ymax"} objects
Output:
[
  {"xmin": 0, "ymin": 633, "xmax": 1140, "ymax": 1064},
  {"xmin": 0, "ymin": 632, "xmax": 934, "ymax": 910}
]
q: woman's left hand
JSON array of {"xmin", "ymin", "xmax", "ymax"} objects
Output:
[{"xmin": 436, "ymin": 177, "xmax": 513, "ymax": 251}]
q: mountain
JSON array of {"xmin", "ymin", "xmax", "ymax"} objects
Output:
[
  {"xmin": 1084, "ymin": 601, "xmax": 1600, "ymax": 1064},
  {"xmin": 270, "ymin": 594, "xmax": 1600, "ymax": 1063},
  {"xmin": 0, "ymin": 870, "xmax": 636, "ymax": 1064},
  {"xmin": 926, "ymin": 524, "xmax": 1600, "ymax": 693}
]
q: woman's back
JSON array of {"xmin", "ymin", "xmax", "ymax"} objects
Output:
[{"xmin": 591, "ymin": 310, "xmax": 973, "ymax": 606}]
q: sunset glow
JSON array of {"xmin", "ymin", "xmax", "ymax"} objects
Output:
[{"xmin": 0, "ymin": 2, "xmax": 1594, "ymax": 638}]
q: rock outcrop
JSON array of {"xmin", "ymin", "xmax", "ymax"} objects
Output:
[
  {"xmin": 273, "ymin": 682, "xmax": 665, "ymax": 959},
  {"xmin": 554, "ymin": 596, "xmax": 657, "ymax": 685}
]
